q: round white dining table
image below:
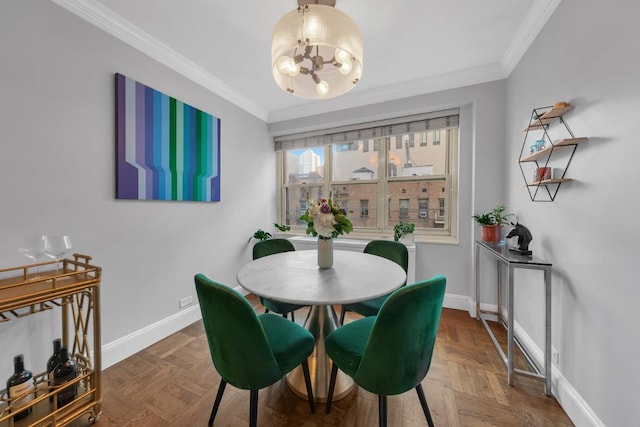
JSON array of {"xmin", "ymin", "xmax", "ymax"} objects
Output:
[{"xmin": 237, "ymin": 249, "xmax": 407, "ymax": 402}]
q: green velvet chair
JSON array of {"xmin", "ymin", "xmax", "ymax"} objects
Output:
[
  {"xmin": 194, "ymin": 274, "xmax": 315, "ymax": 427},
  {"xmin": 339, "ymin": 240, "xmax": 409, "ymax": 324},
  {"xmin": 325, "ymin": 275, "xmax": 446, "ymax": 427},
  {"xmin": 252, "ymin": 238, "xmax": 306, "ymax": 322}
]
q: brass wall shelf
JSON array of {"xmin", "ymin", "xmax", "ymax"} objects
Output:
[{"xmin": 0, "ymin": 254, "xmax": 102, "ymax": 426}]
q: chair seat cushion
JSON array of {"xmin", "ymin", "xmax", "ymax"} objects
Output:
[
  {"xmin": 259, "ymin": 313, "xmax": 315, "ymax": 374},
  {"xmin": 325, "ymin": 316, "xmax": 376, "ymax": 377},
  {"xmin": 259, "ymin": 296, "xmax": 305, "ymax": 314},
  {"xmin": 342, "ymin": 294, "xmax": 389, "ymax": 317}
]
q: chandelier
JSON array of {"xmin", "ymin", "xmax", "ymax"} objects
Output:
[{"xmin": 271, "ymin": 0, "xmax": 363, "ymax": 99}]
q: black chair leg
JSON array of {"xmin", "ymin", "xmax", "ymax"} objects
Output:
[
  {"xmin": 415, "ymin": 384, "xmax": 434, "ymax": 427},
  {"xmin": 339, "ymin": 307, "xmax": 347, "ymax": 325},
  {"xmin": 264, "ymin": 308, "xmax": 270, "ymax": 314},
  {"xmin": 209, "ymin": 379, "xmax": 227, "ymax": 426},
  {"xmin": 249, "ymin": 389, "xmax": 258, "ymax": 427},
  {"xmin": 325, "ymin": 363, "xmax": 339, "ymax": 413},
  {"xmin": 301, "ymin": 360, "xmax": 316, "ymax": 413},
  {"xmin": 291, "ymin": 310, "xmax": 296, "ymax": 322},
  {"xmin": 378, "ymin": 394, "xmax": 387, "ymax": 427}
]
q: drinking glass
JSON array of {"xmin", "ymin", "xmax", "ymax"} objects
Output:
[
  {"xmin": 44, "ymin": 235, "xmax": 73, "ymax": 274},
  {"xmin": 19, "ymin": 235, "xmax": 48, "ymax": 278}
]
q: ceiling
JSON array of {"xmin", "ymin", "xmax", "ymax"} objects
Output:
[{"xmin": 52, "ymin": 0, "xmax": 560, "ymax": 123}]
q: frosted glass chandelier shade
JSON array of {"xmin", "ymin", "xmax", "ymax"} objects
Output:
[{"xmin": 272, "ymin": 3, "xmax": 363, "ymax": 99}]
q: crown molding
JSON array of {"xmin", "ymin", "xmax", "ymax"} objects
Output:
[
  {"xmin": 501, "ymin": 0, "xmax": 562, "ymax": 75},
  {"xmin": 268, "ymin": 63, "xmax": 505, "ymax": 123},
  {"xmin": 50, "ymin": 0, "xmax": 269, "ymax": 122}
]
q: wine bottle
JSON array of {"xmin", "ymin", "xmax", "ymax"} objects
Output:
[
  {"xmin": 47, "ymin": 338, "xmax": 62, "ymax": 402},
  {"xmin": 6, "ymin": 354, "xmax": 35, "ymax": 420},
  {"xmin": 52, "ymin": 346, "xmax": 77, "ymax": 407}
]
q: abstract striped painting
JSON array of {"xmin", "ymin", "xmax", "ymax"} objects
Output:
[{"xmin": 115, "ymin": 73, "xmax": 221, "ymax": 202}]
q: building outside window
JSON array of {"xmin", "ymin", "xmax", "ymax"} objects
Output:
[{"xmin": 275, "ymin": 110, "xmax": 459, "ymax": 240}]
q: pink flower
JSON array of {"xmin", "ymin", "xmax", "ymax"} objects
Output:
[{"xmin": 320, "ymin": 203, "xmax": 331, "ymax": 214}]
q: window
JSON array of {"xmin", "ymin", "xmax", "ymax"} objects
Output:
[
  {"xmin": 275, "ymin": 109, "xmax": 459, "ymax": 240},
  {"xmin": 420, "ymin": 131, "xmax": 428, "ymax": 146},
  {"xmin": 399, "ymin": 199, "xmax": 409, "ymax": 219},
  {"xmin": 419, "ymin": 198, "xmax": 428, "ymax": 219},
  {"xmin": 433, "ymin": 130, "xmax": 441, "ymax": 145},
  {"xmin": 360, "ymin": 200, "xmax": 369, "ymax": 218}
]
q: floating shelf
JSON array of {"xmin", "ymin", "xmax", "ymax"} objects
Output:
[
  {"xmin": 520, "ymin": 137, "xmax": 588, "ymax": 162},
  {"xmin": 522, "ymin": 105, "xmax": 575, "ymax": 131},
  {"xmin": 524, "ymin": 178, "xmax": 573, "ymax": 187}
]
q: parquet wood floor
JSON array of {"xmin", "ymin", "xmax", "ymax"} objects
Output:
[{"xmin": 94, "ymin": 296, "xmax": 573, "ymax": 426}]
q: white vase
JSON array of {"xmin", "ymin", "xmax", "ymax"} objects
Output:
[{"xmin": 317, "ymin": 238, "xmax": 333, "ymax": 268}]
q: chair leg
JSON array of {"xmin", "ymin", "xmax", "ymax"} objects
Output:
[
  {"xmin": 208, "ymin": 379, "xmax": 227, "ymax": 426},
  {"xmin": 264, "ymin": 308, "xmax": 270, "ymax": 314},
  {"xmin": 249, "ymin": 389, "xmax": 258, "ymax": 427},
  {"xmin": 325, "ymin": 363, "xmax": 339, "ymax": 413},
  {"xmin": 415, "ymin": 384, "xmax": 435, "ymax": 427},
  {"xmin": 301, "ymin": 360, "xmax": 315, "ymax": 413},
  {"xmin": 378, "ymin": 394, "xmax": 387, "ymax": 427},
  {"xmin": 339, "ymin": 306, "xmax": 347, "ymax": 325}
]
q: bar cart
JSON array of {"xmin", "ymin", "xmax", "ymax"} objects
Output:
[{"xmin": 0, "ymin": 254, "xmax": 101, "ymax": 426}]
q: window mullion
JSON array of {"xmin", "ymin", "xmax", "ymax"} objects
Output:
[{"xmin": 378, "ymin": 137, "xmax": 389, "ymax": 232}]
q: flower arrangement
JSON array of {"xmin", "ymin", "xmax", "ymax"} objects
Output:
[{"xmin": 299, "ymin": 195, "xmax": 353, "ymax": 239}]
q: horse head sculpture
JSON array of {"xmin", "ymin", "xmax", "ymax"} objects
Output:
[{"xmin": 506, "ymin": 223, "xmax": 533, "ymax": 254}]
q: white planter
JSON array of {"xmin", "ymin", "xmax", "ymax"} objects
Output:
[{"xmin": 399, "ymin": 234, "xmax": 415, "ymax": 246}]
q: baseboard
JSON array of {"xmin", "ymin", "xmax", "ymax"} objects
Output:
[
  {"xmin": 443, "ymin": 292, "xmax": 473, "ymax": 312},
  {"xmin": 463, "ymin": 301, "xmax": 604, "ymax": 426},
  {"xmin": 512, "ymin": 322, "xmax": 605, "ymax": 427},
  {"xmin": 101, "ymin": 285, "xmax": 247, "ymax": 369},
  {"xmin": 101, "ymin": 304, "xmax": 203, "ymax": 369}
]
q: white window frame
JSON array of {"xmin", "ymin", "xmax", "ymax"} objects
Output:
[{"xmin": 275, "ymin": 110, "xmax": 459, "ymax": 243}]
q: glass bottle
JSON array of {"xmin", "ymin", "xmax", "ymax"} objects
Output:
[
  {"xmin": 52, "ymin": 347, "xmax": 77, "ymax": 407},
  {"xmin": 6, "ymin": 354, "xmax": 35, "ymax": 420},
  {"xmin": 47, "ymin": 338, "xmax": 62, "ymax": 402}
]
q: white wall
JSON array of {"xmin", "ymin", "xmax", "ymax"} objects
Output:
[
  {"xmin": 0, "ymin": 1, "xmax": 275, "ymax": 374},
  {"xmin": 505, "ymin": 0, "xmax": 640, "ymax": 425}
]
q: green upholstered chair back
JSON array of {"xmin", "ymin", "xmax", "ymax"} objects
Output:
[
  {"xmin": 363, "ymin": 240, "xmax": 409, "ymax": 275},
  {"xmin": 354, "ymin": 275, "xmax": 446, "ymax": 395},
  {"xmin": 253, "ymin": 238, "xmax": 295, "ymax": 260},
  {"xmin": 194, "ymin": 274, "xmax": 283, "ymax": 390}
]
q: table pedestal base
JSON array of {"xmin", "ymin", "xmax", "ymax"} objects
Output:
[{"xmin": 286, "ymin": 304, "xmax": 355, "ymax": 402}]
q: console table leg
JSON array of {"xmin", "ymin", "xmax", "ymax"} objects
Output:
[{"xmin": 507, "ymin": 265, "xmax": 515, "ymax": 386}]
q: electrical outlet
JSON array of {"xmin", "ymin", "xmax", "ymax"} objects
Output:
[
  {"xmin": 552, "ymin": 347, "xmax": 559, "ymax": 365},
  {"xmin": 179, "ymin": 295, "xmax": 193, "ymax": 308}
]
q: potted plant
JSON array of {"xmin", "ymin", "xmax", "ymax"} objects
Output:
[
  {"xmin": 274, "ymin": 223, "xmax": 290, "ymax": 238},
  {"xmin": 251, "ymin": 229, "xmax": 272, "ymax": 242},
  {"xmin": 472, "ymin": 205, "xmax": 513, "ymax": 243},
  {"xmin": 394, "ymin": 222, "xmax": 415, "ymax": 245}
]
